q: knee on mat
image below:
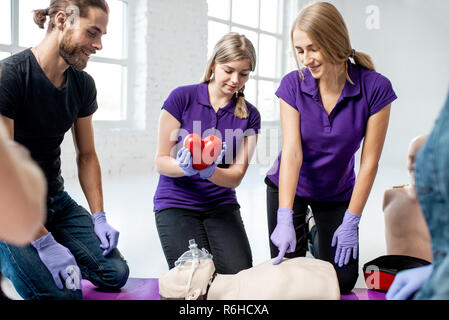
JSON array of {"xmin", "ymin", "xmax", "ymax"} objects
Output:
[
  {"xmin": 337, "ymin": 273, "xmax": 358, "ymax": 295},
  {"xmin": 95, "ymin": 262, "xmax": 130, "ymax": 291}
]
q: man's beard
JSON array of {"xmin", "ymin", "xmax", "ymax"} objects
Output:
[{"xmin": 59, "ymin": 30, "xmax": 88, "ymax": 71}]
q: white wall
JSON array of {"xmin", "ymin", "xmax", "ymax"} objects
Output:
[{"xmin": 60, "ymin": 0, "xmax": 208, "ymax": 179}]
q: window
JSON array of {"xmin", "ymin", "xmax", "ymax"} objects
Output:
[
  {"xmin": 207, "ymin": 0, "xmax": 285, "ymax": 122},
  {"xmin": 0, "ymin": 0, "xmax": 128, "ymax": 122}
]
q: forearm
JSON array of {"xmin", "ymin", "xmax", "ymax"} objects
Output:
[
  {"xmin": 0, "ymin": 137, "xmax": 47, "ymax": 245},
  {"xmin": 155, "ymin": 155, "xmax": 185, "ymax": 178},
  {"xmin": 348, "ymin": 162, "xmax": 379, "ymax": 216},
  {"xmin": 77, "ymin": 152, "xmax": 104, "ymax": 214},
  {"xmin": 278, "ymin": 148, "xmax": 302, "ymax": 209}
]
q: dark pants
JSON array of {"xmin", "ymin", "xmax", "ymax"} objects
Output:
[
  {"xmin": 155, "ymin": 204, "xmax": 253, "ymax": 274},
  {"xmin": 266, "ymin": 181, "xmax": 358, "ymax": 294},
  {"xmin": 0, "ymin": 191, "xmax": 130, "ymax": 300}
]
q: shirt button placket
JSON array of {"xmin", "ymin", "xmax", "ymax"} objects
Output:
[{"xmin": 211, "ymin": 108, "xmax": 218, "ymax": 131}]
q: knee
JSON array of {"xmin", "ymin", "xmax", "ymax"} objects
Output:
[
  {"xmin": 337, "ymin": 271, "xmax": 358, "ymax": 294},
  {"xmin": 95, "ymin": 259, "xmax": 130, "ymax": 291}
]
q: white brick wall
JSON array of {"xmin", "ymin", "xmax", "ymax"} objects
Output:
[{"xmin": 60, "ymin": 0, "xmax": 208, "ymax": 180}]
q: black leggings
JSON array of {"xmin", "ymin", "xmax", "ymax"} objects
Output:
[
  {"xmin": 266, "ymin": 179, "xmax": 358, "ymax": 294},
  {"xmin": 155, "ymin": 204, "xmax": 253, "ymax": 275}
]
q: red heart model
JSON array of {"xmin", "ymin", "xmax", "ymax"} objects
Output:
[{"xmin": 183, "ymin": 133, "xmax": 222, "ymax": 170}]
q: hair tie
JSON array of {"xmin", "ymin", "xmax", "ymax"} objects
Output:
[
  {"xmin": 350, "ymin": 49, "xmax": 356, "ymax": 59},
  {"xmin": 237, "ymin": 91, "xmax": 245, "ymax": 98}
]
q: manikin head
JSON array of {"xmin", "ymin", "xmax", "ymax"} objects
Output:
[
  {"xmin": 407, "ymin": 134, "xmax": 429, "ymax": 186},
  {"xmin": 33, "ymin": 0, "xmax": 109, "ymax": 70}
]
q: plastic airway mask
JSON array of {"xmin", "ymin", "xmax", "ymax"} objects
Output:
[{"xmin": 175, "ymin": 239, "xmax": 213, "ymax": 299}]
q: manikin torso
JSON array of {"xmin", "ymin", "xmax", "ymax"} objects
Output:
[{"xmin": 383, "ymin": 185, "xmax": 432, "ymax": 262}]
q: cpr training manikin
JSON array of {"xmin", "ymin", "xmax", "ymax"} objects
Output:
[{"xmin": 159, "ymin": 240, "xmax": 340, "ymax": 300}]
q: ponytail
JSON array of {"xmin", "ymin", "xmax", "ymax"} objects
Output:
[
  {"xmin": 234, "ymin": 88, "xmax": 249, "ymax": 119},
  {"xmin": 352, "ymin": 50, "xmax": 375, "ymax": 72}
]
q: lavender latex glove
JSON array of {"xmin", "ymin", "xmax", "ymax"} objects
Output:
[
  {"xmin": 32, "ymin": 232, "xmax": 81, "ymax": 291},
  {"xmin": 199, "ymin": 142, "xmax": 227, "ymax": 180},
  {"xmin": 386, "ymin": 265, "xmax": 433, "ymax": 300},
  {"xmin": 270, "ymin": 208, "xmax": 296, "ymax": 265},
  {"xmin": 331, "ymin": 210, "xmax": 360, "ymax": 267},
  {"xmin": 176, "ymin": 147, "xmax": 199, "ymax": 177},
  {"xmin": 91, "ymin": 211, "xmax": 119, "ymax": 256}
]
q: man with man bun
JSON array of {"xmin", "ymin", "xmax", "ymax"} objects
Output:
[{"xmin": 0, "ymin": 0, "xmax": 129, "ymax": 300}]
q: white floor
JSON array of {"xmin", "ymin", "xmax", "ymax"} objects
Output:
[
  {"xmin": 2, "ymin": 163, "xmax": 409, "ymax": 298},
  {"xmin": 67, "ymin": 163, "xmax": 408, "ymax": 287}
]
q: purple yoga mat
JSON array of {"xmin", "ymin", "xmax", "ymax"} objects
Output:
[
  {"xmin": 82, "ymin": 278, "xmax": 161, "ymax": 300},
  {"xmin": 82, "ymin": 277, "xmax": 384, "ymax": 301},
  {"xmin": 340, "ymin": 288, "xmax": 386, "ymax": 300}
]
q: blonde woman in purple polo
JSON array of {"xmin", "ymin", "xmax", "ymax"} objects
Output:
[
  {"xmin": 266, "ymin": 2, "xmax": 397, "ymax": 294},
  {"xmin": 154, "ymin": 33, "xmax": 260, "ymax": 274}
]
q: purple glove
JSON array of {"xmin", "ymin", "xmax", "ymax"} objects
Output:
[
  {"xmin": 199, "ymin": 142, "xmax": 227, "ymax": 180},
  {"xmin": 270, "ymin": 208, "xmax": 296, "ymax": 265},
  {"xmin": 91, "ymin": 211, "xmax": 119, "ymax": 256},
  {"xmin": 32, "ymin": 232, "xmax": 81, "ymax": 291},
  {"xmin": 386, "ymin": 264, "xmax": 433, "ymax": 300},
  {"xmin": 176, "ymin": 147, "xmax": 199, "ymax": 177},
  {"xmin": 331, "ymin": 210, "xmax": 360, "ymax": 267}
]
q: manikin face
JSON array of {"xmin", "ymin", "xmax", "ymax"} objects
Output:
[
  {"xmin": 59, "ymin": 7, "xmax": 109, "ymax": 70},
  {"xmin": 211, "ymin": 59, "xmax": 252, "ymax": 97},
  {"xmin": 293, "ymin": 29, "xmax": 341, "ymax": 80}
]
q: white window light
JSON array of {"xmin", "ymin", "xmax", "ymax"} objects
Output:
[{"xmin": 207, "ymin": 0, "xmax": 285, "ymax": 122}]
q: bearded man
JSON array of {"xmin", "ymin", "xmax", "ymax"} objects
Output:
[{"xmin": 0, "ymin": 0, "xmax": 129, "ymax": 300}]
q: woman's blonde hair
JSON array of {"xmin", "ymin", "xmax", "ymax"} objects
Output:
[
  {"xmin": 202, "ymin": 32, "xmax": 256, "ymax": 119},
  {"xmin": 291, "ymin": 2, "xmax": 375, "ymax": 84}
]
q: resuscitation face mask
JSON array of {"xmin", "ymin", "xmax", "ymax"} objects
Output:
[{"xmin": 159, "ymin": 239, "xmax": 215, "ymax": 300}]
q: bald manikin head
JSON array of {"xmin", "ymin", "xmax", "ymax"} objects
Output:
[{"xmin": 407, "ymin": 134, "xmax": 429, "ymax": 186}]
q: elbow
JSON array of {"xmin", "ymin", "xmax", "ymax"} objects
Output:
[
  {"xmin": 154, "ymin": 155, "xmax": 164, "ymax": 175},
  {"xmin": 281, "ymin": 146, "xmax": 302, "ymax": 167},
  {"xmin": 224, "ymin": 168, "xmax": 246, "ymax": 189},
  {"xmin": 77, "ymin": 151, "xmax": 98, "ymax": 166},
  {"xmin": 360, "ymin": 159, "xmax": 380, "ymax": 175},
  {"xmin": 227, "ymin": 178, "xmax": 243, "ymax": 189}
]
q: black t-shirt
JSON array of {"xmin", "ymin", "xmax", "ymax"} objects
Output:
[{"xmin": 0, "ymin": 49, "xmax": 98, "ymax": 197}]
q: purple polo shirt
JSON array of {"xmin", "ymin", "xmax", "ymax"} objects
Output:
[
  {"xmin": 154, "ymin": 82, "xmax": 261, "ymax": 212},
  {"xmin": 266, "ymin": 62, "xmax": 397, "ymax": 201}
]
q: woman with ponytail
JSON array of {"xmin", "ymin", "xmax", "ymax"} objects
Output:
[
  {"xmin": 154, "ymin": 32, "xmax": 260, "ymax": 274},
  {"xmin": 265, "ymin": 2, "xmax": 397, "ymax": 294}
]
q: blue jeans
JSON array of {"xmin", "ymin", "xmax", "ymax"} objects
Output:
[
  {"xmin": 155, "ymin": 204, "xmax": 253, "ymax": 274},
  {"xmin": 414, "ymin": 90, "xmax": 449, "ymax": 299},
  {"xmin": 0, "ymin": 191, "xmax": 129, "ymax": 300}
]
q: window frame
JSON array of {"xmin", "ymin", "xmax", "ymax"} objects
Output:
[
  {"xmin": 0, "ymin": 0, "xmax": 131, "ymax": 128},
  {"xmin": 207, "ymin": 0, "xmax": 292, "ymax": 124}
]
